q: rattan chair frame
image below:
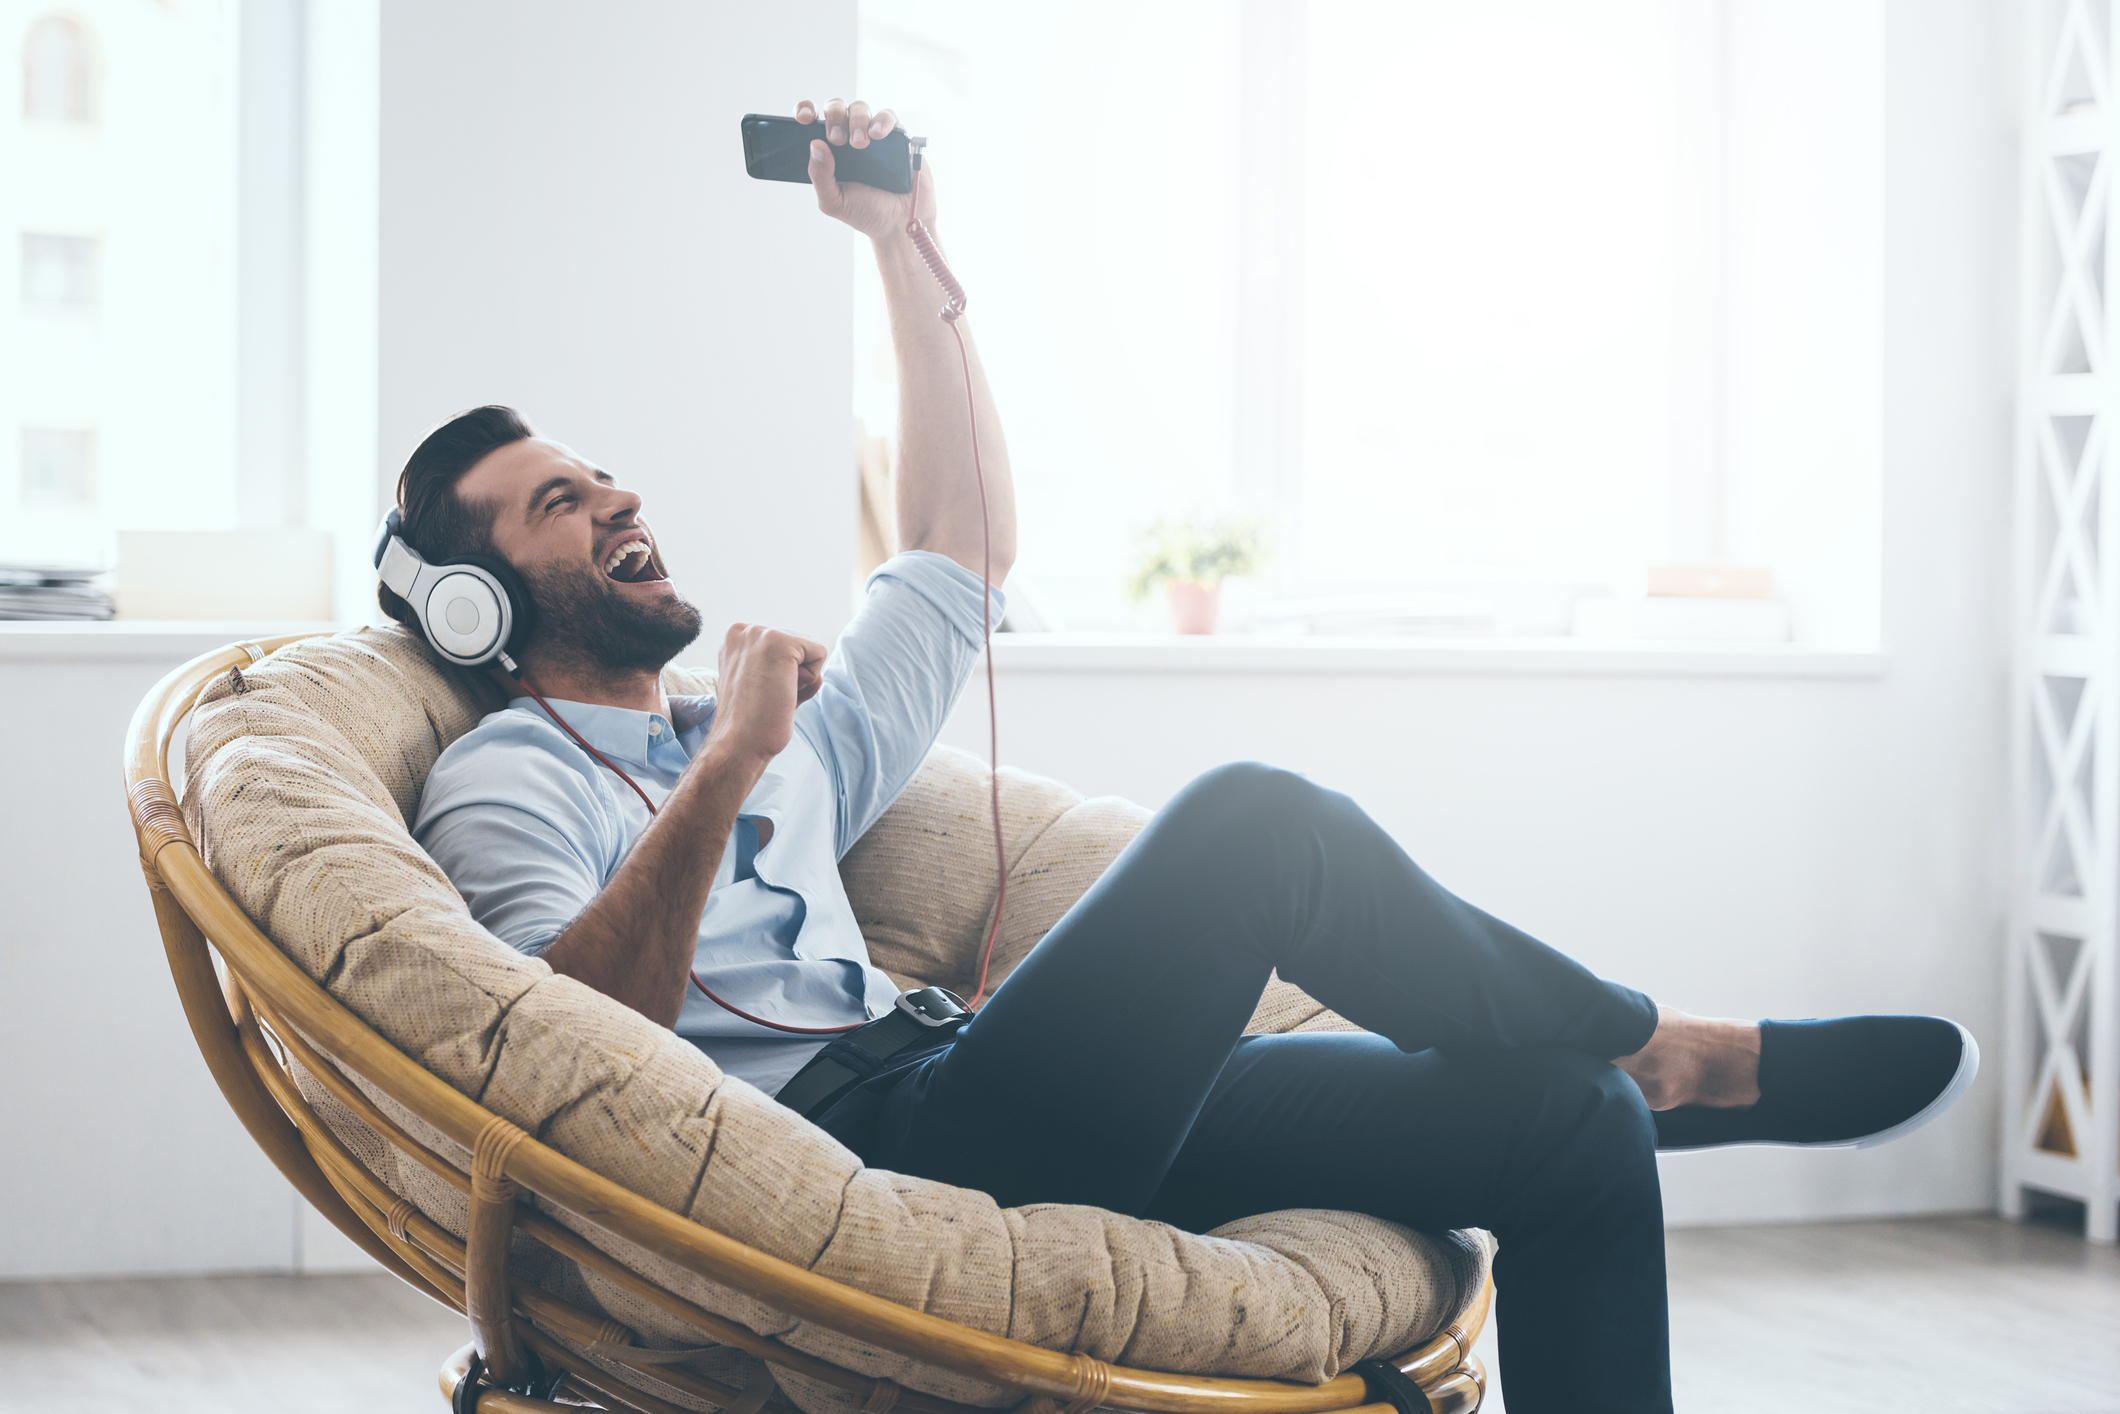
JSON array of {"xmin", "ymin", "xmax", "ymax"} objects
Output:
[{"xmin": 124, "ymin": 636, "xmax": 1491, "ymax": 1414}]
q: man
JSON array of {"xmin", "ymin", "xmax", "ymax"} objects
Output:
[{"xmin": 401, "ymin": 99, "xmax": 1974, "ymax": 1414}]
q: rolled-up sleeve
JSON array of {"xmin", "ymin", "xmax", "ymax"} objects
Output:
[
  {"xmin": 413, "ymin": 729, "xmax": 618, "ymax": 958},
  {"xmin": 796, "ymin": 550, "xmax": 1006, "ymax": 857}
]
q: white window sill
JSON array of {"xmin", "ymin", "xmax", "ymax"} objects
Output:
[
  {"xmin": 987, "ymin": 633, "xmax": 1889, "ymax": 678},
  {"xmin": 0, "ymin": 622, "xmax": 1890, "ymax": 679},
  {"xmin": 0, "ymin": 620, "xmax": 342, "ymax": 663}
]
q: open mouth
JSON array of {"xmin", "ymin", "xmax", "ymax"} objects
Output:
[{"xmin": 601, "ymin": 535, "xmax": 668, "ymax": 586}]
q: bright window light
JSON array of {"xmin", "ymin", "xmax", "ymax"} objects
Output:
[
  {"xmin": 856, "ymin": 0, "xmax": 1242, "ymax": 626},
  {"xmin": 1300, "ymin": 2, "xmax": 1675, "ymax": 587},
  {"xmin": 1, "ymin": 0, "xmax": 239, "ymax": 564},
  {"xmin": 858, "ymin": 1, "xmax": 1882, "ymax": 640},
  {"xmin": 858, "ymin": 0, "xmax": 1684, "ymax": 629}
]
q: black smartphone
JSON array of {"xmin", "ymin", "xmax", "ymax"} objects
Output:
[{"xmin": 741, "ymin": 113, "xmax": 913, "ymax": 195}]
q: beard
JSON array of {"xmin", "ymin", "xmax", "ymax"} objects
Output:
[{"xmin": 517, "ymin": 556, "xmax": 703, "ymax": 677}]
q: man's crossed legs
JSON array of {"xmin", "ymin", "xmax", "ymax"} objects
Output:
[{"xmin": 814, "ymin": 763, "xmax": 1970, "ymax": 1414}]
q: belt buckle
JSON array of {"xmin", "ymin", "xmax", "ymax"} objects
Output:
[{"xmin": 894, "ymin": 985, "xmax": 971, "ymax": 1028}]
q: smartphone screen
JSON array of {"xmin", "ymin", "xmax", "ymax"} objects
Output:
[{"xmin": 741, "ymin": 114, "xmax": 913, "ymax": 195}]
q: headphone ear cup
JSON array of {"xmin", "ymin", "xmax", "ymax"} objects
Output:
[
  {"xmin": 445, "ymin": 553, "xmax": 539, "ymax": 656},
  {"xmin": 417, "ymin": 564, "xmax": 509, "ymax": 665}
]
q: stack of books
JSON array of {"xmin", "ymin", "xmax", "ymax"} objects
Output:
[{"xmin": 0, "ymin": 562, "xmax": 115, "ymax": 620}]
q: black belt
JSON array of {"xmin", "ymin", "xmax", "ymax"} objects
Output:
[{"xmin": 775, "ymin": 985, "xmax": 973, "ymax": 1119}]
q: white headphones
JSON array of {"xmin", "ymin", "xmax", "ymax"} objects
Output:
[{"xmin": 371, "ymin": 508, "xmax": 534, "ymax": 668}]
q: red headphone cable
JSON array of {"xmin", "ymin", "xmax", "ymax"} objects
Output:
[{"xmin": 907, "ymin": 153, "xmax": 1008, "ymax": 1008}]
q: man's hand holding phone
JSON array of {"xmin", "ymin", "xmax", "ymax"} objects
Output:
[
  {"xmin": 795, "ymin": 98, "xmax": 937, "ymax": 242},
  {"xmin": 707, "ymin": 622, "xmax": 827, "ymax": 767}
]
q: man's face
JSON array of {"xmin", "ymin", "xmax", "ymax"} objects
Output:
[{"xmin": 457, "ymin": 437, "xmax": 702, "ymax": 675}]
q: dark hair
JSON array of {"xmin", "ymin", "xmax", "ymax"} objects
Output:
[{"xmin": 377, "ymin": 404, "xmax": 534, "ymax": 631}]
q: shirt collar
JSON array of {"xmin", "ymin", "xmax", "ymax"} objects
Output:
[{"xmin": 506, "ymin": 693, "xmax": 677, "ymax": 767}]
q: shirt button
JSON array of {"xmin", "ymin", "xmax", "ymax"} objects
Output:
[{"xmin": 649, "ymin": 721, "xmax": 663, "ymax": 736}]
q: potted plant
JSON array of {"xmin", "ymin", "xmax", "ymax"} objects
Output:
[{"xmin": 1125, "ymin": 514, "xmax": 1265, "ymax": 634}]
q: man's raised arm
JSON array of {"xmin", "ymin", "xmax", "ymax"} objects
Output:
[{"xmin": 800, "ymin": 98, "xmax": 1016, "ymax": 583}]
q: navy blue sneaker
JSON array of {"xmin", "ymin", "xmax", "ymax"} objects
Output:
[{"xmin": 1653, "ymin": 1015, "xmax": 1978, "ymax": 1151}]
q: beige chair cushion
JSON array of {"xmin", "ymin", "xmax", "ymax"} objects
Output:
[{"xmin": 183, "ymin": 627, "xmax": 1488, "ymax": 1413}]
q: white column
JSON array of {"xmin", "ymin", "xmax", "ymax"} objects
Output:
[{"xmin": 2005, "ymin": 0, "xmax": 2120, "ymax": 1245}]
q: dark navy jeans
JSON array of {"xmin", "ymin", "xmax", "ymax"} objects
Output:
[{"xmin": 816, "ymin": 763, "xmax": 1670, "ymax": 1414}]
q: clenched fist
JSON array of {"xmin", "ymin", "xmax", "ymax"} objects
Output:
[{"xmin": 708, "ymin": 623, "xmax": 827, "ymax": 765}]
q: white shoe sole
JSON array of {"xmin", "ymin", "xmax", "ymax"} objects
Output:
[{"xmin": 1661, "ymin": 1020, "xmax": 1980, "ymax": 1153}]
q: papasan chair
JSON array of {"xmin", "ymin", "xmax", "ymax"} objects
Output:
[{"xmin": 123, "ymin": 627, "xmax": 1495, "ymax": 1414}]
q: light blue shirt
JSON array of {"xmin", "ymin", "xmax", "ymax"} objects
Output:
[{"xmin": 414, "ymin": 551, "xmax": 1004, "ymax": 1096}]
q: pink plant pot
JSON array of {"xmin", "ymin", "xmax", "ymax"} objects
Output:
[{"xmin": 1164, "ymin": 579, "xmax": 1221, "ymax": 635}]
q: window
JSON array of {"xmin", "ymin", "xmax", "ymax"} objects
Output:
[
  {"xmin": 21, "ymin": 12, "xmax": 91, "ymax": 124},
  {"xmin": 856, "ymin": 1, "xmax": 1883, "ymax": 643},
  {"xmin": 3, "ymin": 1, "xmax": 381, "ymax": 618},
  {"xmin": 2, "ymin": 0, "xmax": 239, "ymax": 565},
  {"xmin": 20, "ymin": 232, "xmax": 95, "ymax": 309},
  {"xmin": 20, "ymin": 426, "xmax": 92, "ymax": 506}
]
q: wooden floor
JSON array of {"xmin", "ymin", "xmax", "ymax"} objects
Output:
[
  {"xmin": 3, "ymin": 1215, "xmax": 2116, "ymax": 1413},
  {"xmin": 1473, "ymin": 1212, "xmax": 2120, "ymax": 1412}
]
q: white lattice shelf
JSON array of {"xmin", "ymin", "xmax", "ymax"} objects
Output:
[{"xmin": 2005, "ymin": 0, "xmax": 2120, "ymax": 1244}]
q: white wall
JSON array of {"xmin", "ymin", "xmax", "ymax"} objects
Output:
[
  {"xmin": 0, "ymin": 0, "xmax": 2014, "ymax": 1280},
  {"xmin": 0, "ymin": 639, "xmax": 305, "ymax": 1277},
  {"xmin": 939, "ymin": 0, "xmax": 2017, "ymax": 1227},
  {"xmin": 378, "ymin": 0, "xmax": 860, "ymax": 645}
]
